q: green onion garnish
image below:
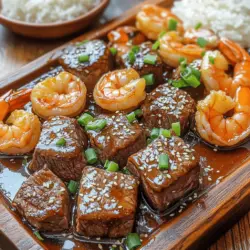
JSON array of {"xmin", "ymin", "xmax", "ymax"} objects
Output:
[
  {"xmin": 126, "ymin": 233, "xmax": 141, "ymax": 250},
  {"xmin": 168, "ymin": 18, "xmax": 178, "ymax": 31},
  {"xmin": 209, "ymin": 55, "xmax": 215, "ymax": 64},
  {"xmin": 158, "ymin": 154, "xmax": 169, "ymax": 170},
  {"xmin": 134, "ymin": 109, "xmax": 143, "ymax": 117},
  {"xmin": 131, "ymin": 45, "xmax": 140, "ymax": 54},
  {"xmin": 85, "ymin": 148, "xmax": 98, "ymax": 164},
  {"xmin": 143, "ymin": 54, "xmax": 157, "ymax": 65},
  {"xmin": 190, "ymin": 67, "xmax": 201, "ymax": 80},
  {"xmin": 182, "ymin": 74, "xmax": 201, "ymax": 88},
  {"xmin": 150, "ymin": 128, "xmax": 160, "ymax": 139},
  {"xmin": 142, "ymin": 74, "xmax": 155, "ymax": 86},
  {"xmin": 78, "ymin": 54, "xmax": 89, "ymax": 63},
  {"xmin": 197, "ymin": 37, "xmax": 208, "ymax": 48},
  {"xmin": 67, "ymin": 180, "xmax": 78, "ymax": 194},
  {"xmin": 76, "ymin": 40, "xmax": 89, "ymax": 46},
  {"xmin": 160, "ymin": 129, "xmax": 171, "ymax": 138},
  {"xmin": 194, "ymin": 22, "xmax": 202, "ymax": 30},
  {"xmin": 128, "ymin": 51, "xmax": 136, "ymax": 64},
  {"xmin": 152, "ymin": 40, "xmax": 160, "ymax": 50},
  {"xmin": 122, "ymin": 167, "xmax": 131, "ymax": 175},
  {"xmin": 126, "ymin": 112, "xmax": 136, "ymax": 123},
  {"xmin": 201, "ymin": 51, "xmax": 206, "ymax": 57},
  {"xmin": 110, "ymin": 47, "xmax": 117, "ymax": 56},
  {"xmin": 172, "ymin": 79, "xmax": 188, "ymax": 88},
  {"xmin": 85, "ymin": 119, "xmax": 107, "ymax": 131},
  {"xmin": 56, "ymin": 138, "xmax": 66, "ymax": 147},
  {"xmin": 34, "ymin": 231, "xmax": 44, "ymax": 241},
  {"xmin": 179, "ymin": 57, "xmax": 187, "ymax": 65},
  {"xmin": 105, "ymin": 160, "xmax": 119, "ymax": 172},
  {"xmin": 158, "ymin": 30, "xmax": 167, "ymax": 38},
  {"xmin": 147, "ymin": 138, "xmax": 153, "ymax": 145},
  {"xmin": 77, "ymin": 113, "xmax": 94, "ymax": 127},
  {"xmin": 172, "ymin": 122, "xmax": 181, "ymax": 136}
]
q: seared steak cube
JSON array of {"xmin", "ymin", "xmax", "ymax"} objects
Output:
[
  {"xmin": 13, "ymin": 167, "xmax": 70, "ymax": 232},
  {"xmin": 117, "ymin": 42, "xmax": 163, "ymax": 90},
  {"xmin": 127, "ymin": 136, "xmax": 200, "ymax": 211},
  {"xmin": 59, "ymin": 40, "xmax": 113, "ymax": 91},
  {"xmin": 141, "ymin": 84, "xmax": 195, "ymax": 134},
  {"xmin": 76, "ymin": 166, "xmax": 139, "ymax": 238},
  {"xmin": 87, "ymin": 112, "xmax": 146, "ymax": 167},
  {"xmin": 29, "ymin": 116, "xmax": 88, "ymax": 181}
]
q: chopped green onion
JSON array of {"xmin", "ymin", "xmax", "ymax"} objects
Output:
[
  {"xmin": 150, "ymin": 128, "xmax": 160, "ymax": 139},
  {"xmin": 152, "ymin": 40, "xmax": 160, "ymax": 50},
  {"xmin": 126, "ymin": 112, "xmax": 136, "ymax": 123},
  {"xmin": 134, "ymin": 109, "xmax": 143, "ymax": 117},
  {"xmin": 126, "ymin": 233, "xmax": 141, "ymax": 250},
  {"xmin": 67, "ymin": 180, "xmax": 78, "ymax": 194},
  {"xmin": 201, "ymin": 51, "xmax": 206, "ymax": 57},
  {"xmin": 122, "ymin": 167, "xmax": 131, "ymax": 175},
  {"xmin": 56, "ymin": 138, "xmax": 66, "ymax": 147},
  {"xmin": 180, "ymin": 67, "xmax": 192, "ymax": 79},
  {"xmin": 158, "ymin": 30, "xmax": 167, "ymax": 38},
  {"xmin": 158, "ymin": 154, "xmax": 169, "ymax": 170},
  {"xmin": 128, "ymin": 50, "xmax": 136, "ymax": 64},
  {"xmin": 104, "ymin": 159, "xmax": 109, "ymax": 169},
  {"xmin": 131, "ymin": 45, "xmax": 140, "ymax": 54},
  {"xmin": 160, "ymin": 129, "xmax": 171, "ymax": 138},
  {"xmin": 190, "ymin": 67, "xmax": 201, "ymax": 80},
  {"xmin": 197, "ymin": 37, "xmax": 208, "ymax": 48},
  {"xmin": 85, "ymin": 148, "xmax": 98, "ymax": 164},
  {"xmin": 85, "ymin": 119, "xmax": 107, "ymax": 131},
  {"xmin": 172, "ymin": 79, "xmax": 188, "ymax": 88},
  {"xmin": 105, "ymin": 161, "xmax": 119, "ymax": 172},
  {"xmin": 168, "ymin": 18, "xmax": 178, "ymax": 31},
  {"xmin": 147, "ymin": 138, "xmax": 153, "ymax": 145},
  {"xmin": 78, "ymin": 54, "xmax": 89, "ymax": 63},
  {"xmin": 194, "ymin": 22, "xmax": 202, "ymax": 30},
  {"xmin": 209, "ymin": 55, "xmax": 215, "ymax": 64},
  {"xmin": 110, "ymin": 47, "xmax": 117, "ymax": 56},
  {"xmin": 172, "ymin": 122, "xmax": 181, "ymax": 136},
  {"xmin": 179, "ymin": 57, "xmax": 187, "ymax": 64},
  {"xmin": 77, "ymin": 113, "xmax": 94, "ymax": 127},
  {"xmin": 76, "ymin": 40, "xmax": 89, "ymax": 46},
  {"xmin": 143, "ymin": 54, "xmax": 157, "ymax": 65},
  {"xmin": 142, "ymin": 74, "xmax": 155, "ymax": 86},
  {"xmin": 182, "ymin": 74, "xmax": 201, "ymax": 88},
  {"xmin": 34, "ymin": 231, "xmax": 44, "ymax": 241}
]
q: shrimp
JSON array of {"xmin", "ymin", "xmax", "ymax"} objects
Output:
[
  {"xmin": 136, "ymin": 4, "xmax": 184, "ymax": 40},
  {"xmin": 195, "ymin": 88, "xmax": 250, "ymax": 146},
  {"xmin": 183, "ymin": 28, "xmax": 219, "ymax": 49},
  {"xmin": 0, "ymin": 90, "xmax": 41, "ymax": 154},
  {"xmin": 158, "ymin": 31, "xmax": 204, "ymax": 68},
  {"xmin": 93, "ymin": 69, "xmax": 146, "ymax": 111},
  {"xmin": 201, "ymin": 38, "xmax": 250, "ymax": 97},
  {"xmin": 31, "ymin": 72, "xmax": 87, "ymax": 119}
]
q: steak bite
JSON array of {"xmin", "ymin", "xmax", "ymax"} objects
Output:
[
  {"xmin": 29, "ymin": 116, "xmax": 88, "ymax": 181},
  {"xmin": 117, "ymin": 42, "xmax": 163, "ymax": 90},
  {"xmin": 141, "ymin": 84, "xmax": 196, "ymax": 134},
  {"xmin": 76, "ymin": 166, "xmax": 139, "ymax": 238},
  {"xmin": 127, "ymin": 136, "xmax": 200, "ymax": 211},
  {"xmin": 87, "ymin": 112, "xmax": 146, "ymax": 167},
  {"xmin": 13, "ymin": 167, "xmax": 70, "ymax": 232},
  {"xmin": 59, "ymin": 40, "xmax": 113, "ymax": 91}
]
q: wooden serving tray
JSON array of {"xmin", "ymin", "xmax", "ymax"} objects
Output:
[{"xmin": 1, "ymin": 0, "xmax": 250, "ymax": 249}]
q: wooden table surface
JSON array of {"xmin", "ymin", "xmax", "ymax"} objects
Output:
[{"xmin": 0, "ymin": 0, "xmax": 250, "ymax": 249}]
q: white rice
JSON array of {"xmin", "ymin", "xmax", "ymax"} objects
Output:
[
  {"xmin": 172, "ymin": 0, "xmax": 250, "ymax": 48},
  {"xmin": 1, "ymin": 0, "xmax": 100, "ymax": 24}
]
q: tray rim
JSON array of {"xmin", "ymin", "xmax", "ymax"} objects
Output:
[{"xmin": 1, "ymin": 0, "xmax": 250, "ymax": 249}]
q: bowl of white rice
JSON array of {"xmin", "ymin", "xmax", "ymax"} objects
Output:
[
  {"xmin": 172, "ymin": 0, "xmax": 250, "ymax": 48},
  {"xmin": 0, "ymin": 0, "xmax": 109, "ymax": 39}
]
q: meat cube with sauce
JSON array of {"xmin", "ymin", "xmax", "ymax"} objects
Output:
[
  {"xmin": 59, "ymin": 40, "xmax": 113, "ymax": 91},
  {"xmin": 87, "ymin": 112, "xmax": 146, "ymax": 167},
  {"xmin": 117, "ymin": 42, "xmax": 163, "ymax": 90},
  {"xmin": 141, "ymin": 84, "xmax": 196, "ymax": 134},
  {"xmin": 127, "ymin": 136, "xmax": 200, "ymax": 211},
  {"xmin": 29, "ymin": 116, "xmax": 88, "ymax": 181},
  {"xmin": 76, "ymin": 166, "xmax": 139, "ymax": 238},
  {"xmin": 13, "ymin": 167, "xmax": 70, "ymax": 232}
]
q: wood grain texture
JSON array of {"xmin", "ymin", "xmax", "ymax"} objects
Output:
[{"xmin": 0, "ymin": 0, "xmax": 250, "ymax": 249}]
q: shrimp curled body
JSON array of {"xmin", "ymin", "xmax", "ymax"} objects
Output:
[
  {"xmin": 94, "ymin": 69, "xmax": 146, "ymax": 111},
  {"xmin": 31, "ymin": 72, "xmax": 87, "ymax": 119}
]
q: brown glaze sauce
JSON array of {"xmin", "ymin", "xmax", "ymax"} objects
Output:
[{"xmin": 1, "ymin": 62, "xmax": 250, "ymax": 250}]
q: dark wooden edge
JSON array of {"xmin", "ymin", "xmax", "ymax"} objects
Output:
[{"xmin": 1, "ymin": 0, "xmax": 250, "ymax": 250}]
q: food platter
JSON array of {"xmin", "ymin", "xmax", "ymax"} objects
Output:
[{"xmin": 1, "ymin": 0, "xmax": 250, "ymax": 250}]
